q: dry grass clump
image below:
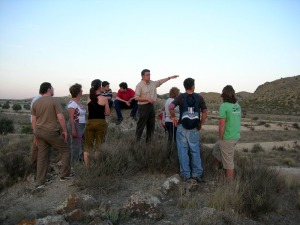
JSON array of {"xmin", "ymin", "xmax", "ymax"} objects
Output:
[
  {"xmin": 208, "ymin": 153, "xmax": 284, "ymax": 218},
  {"xmin": 74, "ymin": 128, "xmax": 180, "ymax": 192},
  {"xmin": 0, "ymin": 134, "xmax": 32, "ymax": 191},
  {"xmin": 250, "ymin": 144, "xmax": 264, "ymax": 153}
]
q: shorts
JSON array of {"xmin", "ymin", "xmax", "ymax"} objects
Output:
[{"xmin": 212, "ymin": 140, "xmax": 238, "ymax": 169}]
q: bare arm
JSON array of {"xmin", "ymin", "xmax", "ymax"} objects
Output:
[
  {"xmin": 32, "ymin": 115, "xmax": 38, "ymax": 145},
  {"xmin": 219, "ymin": 118, "xmax": 226, "ymax": 140},
  {"xmin": 57, "ymin": 113, "xmax": 68, "ymax": 142},
  {"xmin": 68, "ymin": 108, "xmax": 77, "ymax": 137},
  {"xmin": 199, "ymin": 111, "xmax": 207, "ymax": 130},
  {"xmin": 159, "ymin": 75, "xmax": 179, "ymax": 85}
]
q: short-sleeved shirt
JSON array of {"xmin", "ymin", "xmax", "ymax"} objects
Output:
[
  {"xmin": 171, "ymin": 93, "xmax": 207, "ymax": 123},
  {"xmin": 219, "ymin": 102, "xmax": 241, "ymax": 140},
  {"xmin": 135, "ymin": 80, "xmax": 161, "ymax": 105},
  {"xmin": 117, "ymin": 88, "xmax": 135, "ymax": 101},
  {"xmin": 30, "ymin": 95, "xmax": 42, "ymax": 123},
  {"xmin": 67, "ymin": 100, "xmax": 86, "ymax": 124},
  {"xmin": 165, "ymin": 98, "xmax": 179, "ymax": 123},
  {"xmin": 31, "ymin": 96, "xmax": 62, "ymax": 132}
]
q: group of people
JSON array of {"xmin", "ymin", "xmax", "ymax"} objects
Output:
[{"xmin": 30, "ymin": 68, "xmax": 241, "ymax": 188}]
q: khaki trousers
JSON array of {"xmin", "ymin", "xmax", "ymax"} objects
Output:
[{"xmin": 35, "ymin": 129, "xmax": 71, "ymax": 185}]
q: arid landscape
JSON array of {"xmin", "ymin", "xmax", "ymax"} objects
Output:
[{"xmin": 0, "ymin": 75, "xmax": 299, "ymax": 225}]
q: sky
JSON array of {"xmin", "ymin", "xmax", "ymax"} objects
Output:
[{"xmin": 0, "ymin": 0, "xmax": 299, "ymax": 99}]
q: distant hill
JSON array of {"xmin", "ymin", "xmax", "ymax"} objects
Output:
[
  {"xmin": 1, "ymin": 76, "xmax": 299, "ymax": 115},
  {"xmin": 241, "ymin": 75, "xmax": 300, "ymax": 115}
]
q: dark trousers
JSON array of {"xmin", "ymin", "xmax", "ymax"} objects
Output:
[
  {"xmin": 136, "ymin": 103, "xmax": 155, "ymax": 142},
  {"xmin": 165, "ymin": 121, "xmax": 177, "ymax": 157},
  {"xmin": 114, "ymin": 99, "xmax": 138, "ymax": 120}
]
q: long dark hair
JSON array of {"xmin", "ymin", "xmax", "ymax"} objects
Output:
[
  {"xmin": 90, "ymin": 79, "xmax": 101, "ymax": 103},
  {"xmin": 221, "ymin": 85, "xmax": 237, "ymax": 103}
]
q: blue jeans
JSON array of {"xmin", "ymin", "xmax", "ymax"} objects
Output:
[
  {"xmin": 67, "ymin": 122, "xmax": 85, "ymax": 166},
  {"xmin": 114, "ymin": 99, "xmax": 138, "ymax": 120},
  {"xmin": 176, "ymin": 124, "xmax": 203, "ymax": 179}
]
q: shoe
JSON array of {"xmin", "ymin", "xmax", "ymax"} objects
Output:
[
  {"xmin": 185, "ymin": 178, "xmax": 197, "ymax": 185},
  {"xmin": 131, "ymin": 116, "xmax": 138, "ymax": 122},
  {"xmin": 60, "ymin": 172, "xmax": 75, "ymax": 181},
  {"xmin": 116, "ymin": 118, "xmax": 123, "ymax": 125},
  {"xmin": 35, "ymin": 184, "xmax": 45, "ymax": 189},
  {"xmin": 192, "ymin": 176, "xmax": 205, "ymax": 183}
]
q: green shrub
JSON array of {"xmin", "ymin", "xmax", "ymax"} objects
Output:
[
  {"xmin": 12, "ymin": 104, "xmax": 22, "ymax": 112},
  {"xmin": 251, "ymin": 144, "xmax": 264, "ymax": 153},
  {"xmin": 23, "ymin": 104, "xmax": 31, "ymax": 110},
  {"xmin": 209, "ymin": 153, "xmax": 284, "ymax": 218},
  {"xmin": 292, "ymin": 123, "xmax": 299, "ymax": 129},
  {"xmin": 21, "ymin": 125, "xmax": 33, "ymax": 134},
  {"xmin": 0, "ymin": 118, "xmax": 14, "ymax": 135}
]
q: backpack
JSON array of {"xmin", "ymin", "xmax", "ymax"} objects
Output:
[{"xmin": 180, "ymin": 93, "xmax": 200, "ymax": 129}]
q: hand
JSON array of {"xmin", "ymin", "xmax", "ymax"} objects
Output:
[
  {"xmin": 126, "ymin": 101, "xmax": 130, "ymax": 106},
  {"xmin": 62, "ymin": 131, "xmax": 68, "ymax": 143},
  {"xmin": 171, "ymin": 116, "xmax": 178, "ymax": 127},
  {"xmin": 72, "ymin": 129, "xmax": 77, "ymax": 137},
  {"xmin": 147, "ymin": 98, "xmax": 155, "ymax": 104},
  {"xmin": 170, "ymin": 75, "xmax": 179, "ymax": 79}
]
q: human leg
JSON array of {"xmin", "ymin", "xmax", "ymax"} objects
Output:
[
  {"xmin": 130, "ymin": 99, "xmax": 138, "ymax": 118},
  {"xmin": 176, "ymin": 125, "xmax": 191, "ymax": 179},
  {"xmin": 219, "ymin": 140, "xmax": 238, "ymax": 182},
  {"xmin": 48, "ymin": 130, "xmax": 71, "ymax": 178},
  {"xmin": 212, "ymin": 140, "xmax": 222, "ymax": 171},
  {"xmin": 94, "ymin": 119, "xmax": 108, "ymax": 152},
  {"xmin": 146, "ymin": 104, "xmax": 155, "ymax": 143},
  {"xmin": 186, "ymin": 129, "xmax": 203, "ymax": 178},
  {"xmin": 83, "ymin": 121, "xmax": 95, "ymax": 166},
  {"xmin": 114, "ymin": 100, "xmax": 124, "ymax": 121},
  {"xmin": 70, "ymin": 123, "xmax": 85, "ymax": 166},
  {"xmin": 135, "ymin": 104, "xmax": 149, "ymax": 142},
  {"xmin": 35, "ymin": 129, "xmax": 51, "ymax": 186}
]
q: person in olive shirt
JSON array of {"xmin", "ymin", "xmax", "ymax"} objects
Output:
[
  {"xmin": 31, "ymin": 82, "xmax": 73, "ymax": 188},
  {"xmin": 212, "ymin": 85, "xmax": 241, "ymax": 182}
]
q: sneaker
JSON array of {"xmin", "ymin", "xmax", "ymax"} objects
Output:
[
  {"xmin": 60, "ymin": 172, "xmax": 75, "ymax": 181},
  {"xmin": 116, "ymin": 118, "xmax": 123, "ymax": 125},
  {"xmin": 192, "ymin": 176, "xmax": 205, "ymax": 183},
  {"xmin": 35, "ymin": 184, "xmax": 45, "ymax": 189},
  {"xmin": 131, "ymin": 116, "xmax": 138, "ymax": 122}
]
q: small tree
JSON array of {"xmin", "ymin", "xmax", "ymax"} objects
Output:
[
  {"xmin": 2, "ymin": 101, "xmax": 10, "ymax": 109},
  {"xmin": 0, "ymin": 118, "xmax": 14, "ymax": 135},
  {"xmin": 12, "ymin": 104, "xmax": 22, "ymax": 112},
  {"xmin": 23, "ymin": 104, "xmax": 31, "ymax": 110}
]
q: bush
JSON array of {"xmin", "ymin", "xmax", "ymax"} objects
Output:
[
  {"xmin": 12, "ymin": 104, "xmax": 22, "ymax": 112},
  {"xmin": 292, "ymin": 123, "xmax": 299, "ymax": 129},
  {"xmin": 2, "ymin": 101, "xmax": 10, "ymax": 109},
  {"xmin": 0, "ymin": 118, "xmax": 14, "ymax": 135},
  {"xmin": 23, "ymin": 104, "xmax": 31, "ymax": 110},
  {"xmin": 209, "ymin": 153, "xmax": 284, "ymax": 218},
  {"xmin": 21, "ymin": 125, "xmax": 33, "ymax": 134},
  {"xmin": 251, "ymin": 144, "xmax": 264, "ymax": 153}
]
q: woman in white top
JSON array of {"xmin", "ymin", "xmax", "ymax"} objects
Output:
[
  {"xmin": 164, "ymin": 87, "xmax": 180, "ymax": 158},
  {"xmin": 67, "ymin": 83, "xmax": 86, "ymax": 166}
]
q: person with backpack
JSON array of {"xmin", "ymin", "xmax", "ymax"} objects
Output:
[
  {"xmin": 164, "ymin": 87, "xmax": 180, "ymax": 158},
  {"xmin": 212, "ymin": 85, "xmax": 241, "ymax": 182},
  {"xmin": 169, "ymin": 78, "xmax": 207, "ymax": 183}
]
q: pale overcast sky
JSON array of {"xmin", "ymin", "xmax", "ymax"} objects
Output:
[{"xmin": 0, "ymin": 0, "xmax": 299, "ymax": 99}]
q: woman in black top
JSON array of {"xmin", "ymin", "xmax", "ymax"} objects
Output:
[{"xmin": 84, "ymin": 79, "xmax": 110, "ymax": 165}]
